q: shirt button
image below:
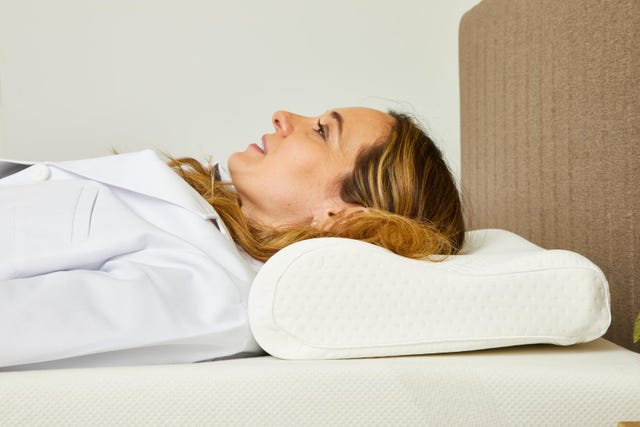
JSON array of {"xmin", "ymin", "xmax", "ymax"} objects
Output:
[{"xmin": 31, "ymin": 164, "xmax": 51, "ymax": 181}]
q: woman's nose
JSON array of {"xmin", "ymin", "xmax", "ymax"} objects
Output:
[{"xmin": 272, "ymin": 110, "xmax": 294, "ymax": 136}]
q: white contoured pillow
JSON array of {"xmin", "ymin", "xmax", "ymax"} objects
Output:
[{"xmin": 248, "ymin": 229, "xmax": 611, "ymax": 359}]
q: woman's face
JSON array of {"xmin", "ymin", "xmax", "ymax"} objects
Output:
[{"xmin": 228, "ymin": 107, "xmax": 394, "ymax": 228}]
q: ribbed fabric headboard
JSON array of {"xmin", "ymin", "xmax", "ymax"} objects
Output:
[{"xmin": 459, "ymin": 0, "xmax": 639, "ymax": 352}]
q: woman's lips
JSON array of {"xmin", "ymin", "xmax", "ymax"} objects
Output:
[{"xmin": 250, "ymin": 143, "xmax": 264, "ymax": 154}]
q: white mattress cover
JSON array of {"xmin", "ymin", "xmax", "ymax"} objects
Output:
[{"xmin": 1, "ymin": 338, "xmax": 639, "ymax": 426}]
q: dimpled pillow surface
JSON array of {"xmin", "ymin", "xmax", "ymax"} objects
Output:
[{"xmin": 248, "ymin": 229, "xmax": 611, "ymax": 359}]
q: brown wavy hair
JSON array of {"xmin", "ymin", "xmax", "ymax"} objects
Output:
[{"xmin": 165, "ymin": 111, "xmax": 465, "ymax": 262}]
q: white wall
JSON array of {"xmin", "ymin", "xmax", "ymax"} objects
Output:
[{"xmin": 0, "ymin": 0, "xmax": 480, "ymax": 179}]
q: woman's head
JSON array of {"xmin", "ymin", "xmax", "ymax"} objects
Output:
[
  {"xmin": 168, "ymin": 106, "xmax": 465, "ymax": 261},
  {"xmin": 228, "ymin": 107, "xmax": 394, "ymax": 228},
  {"xmin": 336, "ymin": 111, "xmax": 466, "ymax": 256}
]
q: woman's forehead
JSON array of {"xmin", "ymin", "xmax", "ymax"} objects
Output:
[
  {"xmin": 328, "ymin": 107, "xmax": 394, "ymax": 137},
  {"xmin": 330, "ymin": 106, "xmax": 392, "ymax": 121}
]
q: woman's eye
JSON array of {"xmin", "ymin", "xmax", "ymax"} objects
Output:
[{"xmin": 315, "ymin": 120, "xmax": 327, "ymax": 140}]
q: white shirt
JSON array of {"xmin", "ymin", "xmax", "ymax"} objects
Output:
[{"xmin": 0, "ymin": 149, "xmax": 264, "ymax": 370}]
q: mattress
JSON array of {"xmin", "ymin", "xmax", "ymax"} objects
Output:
[{"xmin": 1, "ymin": 338, "xmax": 639, "ymax": 426}]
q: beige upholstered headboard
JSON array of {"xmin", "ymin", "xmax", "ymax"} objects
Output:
[{"xmin": 459, "ymin": 0, "xmax": 639, "ymax": 353}]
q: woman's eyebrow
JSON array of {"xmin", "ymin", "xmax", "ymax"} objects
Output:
[{"xmin": 330, "ymin": 111, "xmax": 343, "ymax": 137}]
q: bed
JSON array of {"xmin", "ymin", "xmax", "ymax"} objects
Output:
[{"xmin": 1, "ymin": 0, "xmax": 639, "ymax": 425}]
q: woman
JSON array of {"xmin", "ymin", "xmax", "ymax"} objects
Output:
[{"xmin": 0, "ymin": 107, "xmax": 464, "ymax": 370}]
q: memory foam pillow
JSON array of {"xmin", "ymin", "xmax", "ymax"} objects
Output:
[{"xmin": 248, "ymin": 229, "xmax": 611, "ymax": 359}]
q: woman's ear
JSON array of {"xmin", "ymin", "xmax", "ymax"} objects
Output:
[{"xmin": 311, "ymin": 203, "xmax": 366, "ymax": 231}]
